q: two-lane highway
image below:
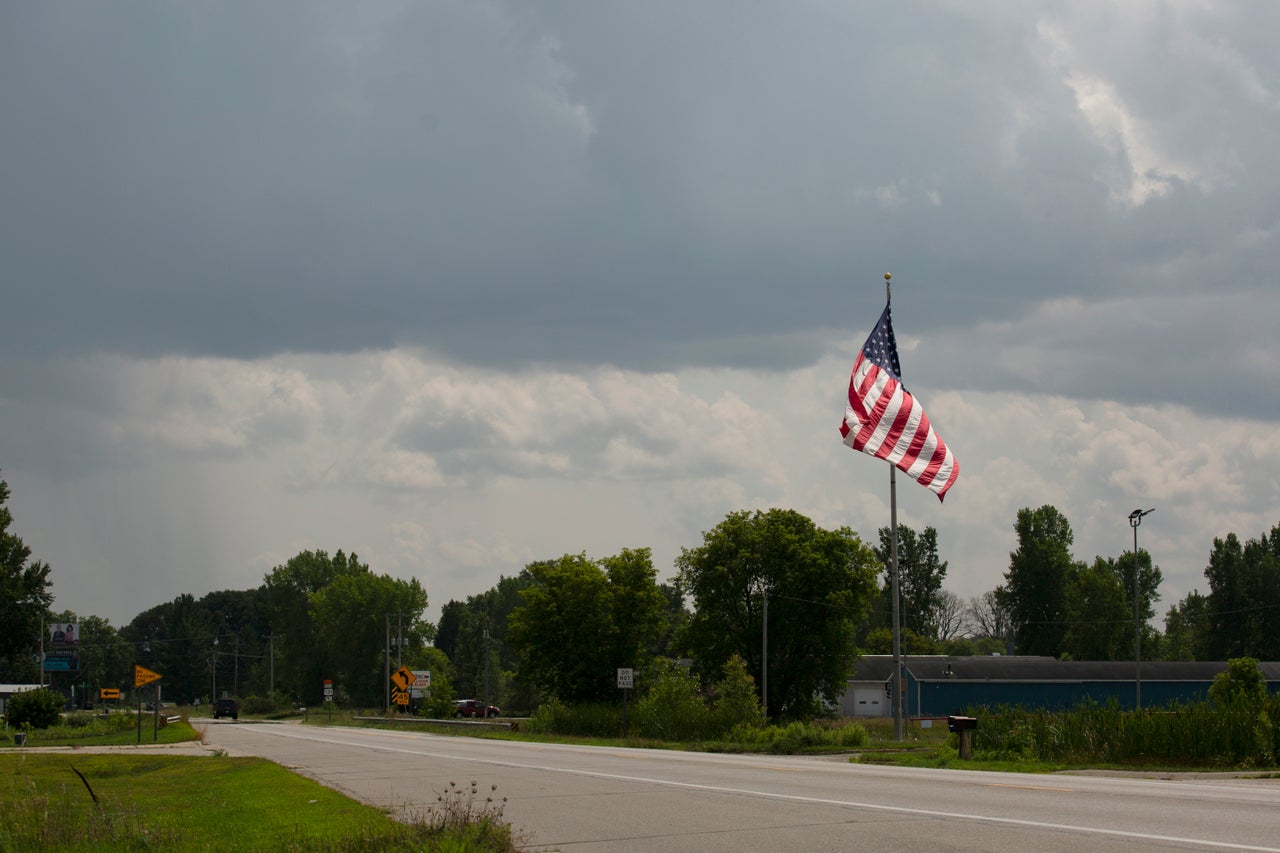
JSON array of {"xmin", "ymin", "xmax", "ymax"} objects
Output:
[{"xmin": 200, "ymin": 720, "xmax": 1280, "ymax": 851}]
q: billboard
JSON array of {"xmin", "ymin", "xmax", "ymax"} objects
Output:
[{"xmin": 45, "ymin": 622, "xmax": 80, "ymax": 672}]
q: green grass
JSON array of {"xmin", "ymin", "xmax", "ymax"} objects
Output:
[
  {"xmin": 0, "ymin": 753, "xmax": 522, "ymax": 852},
  {"xmin": 4, "ymin": 714, "xmax": 203, "ymax": 748}
]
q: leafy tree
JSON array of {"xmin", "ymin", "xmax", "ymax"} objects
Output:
[
  {"xmin": 508, "ymin": 549, "xmax": 665, "ymax": 703},
  {"xmin": 309, "ymin": 570, "xmax": 430, "ymax": 706},
  {"xmin": 600, "ymin": 548, "xmax": 667, "ymax": 672},
  {"xmin": 861, "ymin": 626, "xmax": 937, "ymax": 656},
  {"xmin": 437, "ymin": 571, "xmax": 535, "ymax": 708},
  {"xmin": 1114, "ymin": 547, "xmax": 1163, "ymax": 637},
  {"xmin": 262, "ymin": 549, "xmax": 368, "ymax": 703},
  {"xmin": 655, "ymin": 582, "xmax": 690, "ymax": 658},
  {"xmin": 1060, "ymin": 558, "xmax": 1130, "ymax": 661},
  {"xmin": 999, "ymin": 505, "xmax": 1076, "ymax": 658},
  {"xmin": 676, "ymin": 508, "xmax": 878, "ymax": 720},
  {"xmin": 6, "ymin": 687, "xmax": 64, "ymax": 729},
  {"xmin": 873, "ymin": 525, "xmax": 948, "ymax": 639},
  {"xmin": 1203, "ymin": 526, "xmax": 1280, "ymax": 661},
  {"xmin": 0, "ymin": 474, "xmax": 54, "ymax": 681},
  {"xmin": 1159, "ymin": 590, "xmax": 1211, "ymax": 661}
]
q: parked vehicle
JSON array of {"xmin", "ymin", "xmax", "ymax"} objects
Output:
[
  {"xmin": 213, "ymin": 698, "xmax": 239, "ymax": 720},
  {"xmin": 452, "ymin": 699, "xmax": 500, "ymax": 718}
]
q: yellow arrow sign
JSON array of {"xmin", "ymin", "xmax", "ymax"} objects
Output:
[
  {"xmin": 390, "ymin": 665, "xmax": 414, "ymax": 692},
  {"xmin": 134, "ymin": 665, "xmax": 162, "ymax": 688}
]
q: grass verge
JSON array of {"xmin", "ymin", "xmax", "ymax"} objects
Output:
[{"xmin": 0, "ymin": 753, "xmax": 523, "ymax": 852}]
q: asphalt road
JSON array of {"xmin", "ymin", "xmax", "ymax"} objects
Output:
[{"xmin": 198, "ymin": 720, "xmax": 1280, "ymax": 852}]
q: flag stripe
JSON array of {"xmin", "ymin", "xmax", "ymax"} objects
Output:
[{"xmin": 839, "ymin": 303, "xmax": 958, "ymax": 501}]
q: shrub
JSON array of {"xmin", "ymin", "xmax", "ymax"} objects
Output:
[
  {"xmin": 1210, "ymin": 658, "xmax": 1269, "ymax": 710},
  {"xmin": 6, "ymin": 688, "xmax": 65, "ymax": 729},
  {"xmin": 729, "ymin": 720, "xmax": 868, "ymax": 753},
  {"xmin": 240, "ymin": 694, "xmax": 276, "ymax": 715},
  {"xmin": 711, "ymin": 655, "xmax": 763, "ymax": 734},
  {"xmin": 525, "ymin": 698, "xmax": 622, "ymax": 738},
  {"xmin": 633, "ymin": 659, "xmax": 709, "ymax": 741}
]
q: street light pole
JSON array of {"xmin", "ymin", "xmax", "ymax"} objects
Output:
[{"xmin": 1129, "ymin": 508, "xmax": 1154, "ymax": 710}]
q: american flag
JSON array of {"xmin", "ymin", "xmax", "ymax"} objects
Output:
[{"xmin": 840, "ymin": 304, "xmax": 958, "ymax": 501}]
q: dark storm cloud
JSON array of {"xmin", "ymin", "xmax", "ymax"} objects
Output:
[{"xmin": 3, "ymin": 2, "xmax": 1279, "ymax": 419}]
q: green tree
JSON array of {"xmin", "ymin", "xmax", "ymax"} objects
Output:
[
  {"xmin": 309, "ymin": 571, "xmax": 430, "ymax": 707},
  {"xmin": 1203, "ymin": 526, "xmax": 1280, "ymax": 661},
  {"xmin": 873, "ymin": 525, "xmax": 948, "ymax": 640},
  {"xmin": 861, "ymin": 626, "xmax": 938, "ymax": 656},
  {"xmin": 508, "ymin": 549, "xmax": 665, "ymax": 703},
  {"xmin": 436, "ymin": 571, "xmax": 535, "ymax": 709},
  {"xmin": 676, "ymin": 508, "xmax": 878, "ymax": 720},
  {"xmin": 0, "ymin": 474, "xmax": 54, "ymax": 681},
  {"xmin": 1158, "ymin": 590, "xmax": 1211, "ymax": 661},
  {"xmin": 999, "ymin": 505, "xmax": 1076, "ymax": 658},
  {"xmin": 262, "ymin": 549, "xmax": 367, "ymax": 703},
  {"xmin": 1060, "ymin": 558, "xmax": 1129, "ymax": 661}
]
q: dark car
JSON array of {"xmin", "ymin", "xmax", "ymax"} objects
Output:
[
  {"xmin": 452, "ymin": 699, "xmax": 500, "ymax": 718},
  {"xmin": 213, "ymin": 698, "xmax": 239, "ymax": 720}
]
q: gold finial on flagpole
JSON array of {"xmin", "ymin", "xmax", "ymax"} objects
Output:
[{"xmin": 885, "ymin": 272, "xmax": 892, "ymax": 304}]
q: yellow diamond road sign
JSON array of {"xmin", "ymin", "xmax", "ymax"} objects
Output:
[
  {"xmin": 134, "ymin": 665, "xmax": 162, "ymax": 688},
  {"xmin": 391, "ymin": 665, "xmax": 414, "ymax": 692}
]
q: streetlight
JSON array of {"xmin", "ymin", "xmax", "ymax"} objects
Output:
[{"xmin": 1129, "ymin": 508, "xmax": 1154, "ymax": 710}]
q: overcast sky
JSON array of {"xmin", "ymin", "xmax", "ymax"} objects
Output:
[{"xmin": 2, "ymin": 2, "xmax": 1278, "ymax": 632}]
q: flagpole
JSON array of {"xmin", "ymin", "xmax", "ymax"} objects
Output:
[{"xmin": 886, "ymin": 273, "xmax": 905, "ymax": 741}]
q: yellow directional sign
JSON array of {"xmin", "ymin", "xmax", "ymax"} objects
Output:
[
  {"xmin": 100, "ymin": 688, "xmax": 122, "ymax": 700},
  {"xmin": 391, "ymin": 665, "xmax": 414, "ymax": 692},
  {"xmin": 134, "ymin": 665, "xmax": 162, "ymax": 688}
]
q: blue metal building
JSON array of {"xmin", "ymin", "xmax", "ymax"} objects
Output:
[{"xmin": 842, "ymin": 656, "xmax": 1280, "ymax": 718}]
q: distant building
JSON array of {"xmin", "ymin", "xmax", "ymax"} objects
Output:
[
  {"xmin": 841, "ymin": 656, "xmax": 1280, "ymax": 718},
  {"xmin": 0, "ymin": 684, "xmax": 44, "ymax": 721}
]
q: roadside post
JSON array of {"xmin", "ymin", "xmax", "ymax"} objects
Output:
[
  {"xmin": 617, "ymin": 668, "xmax": 634, "ymax": 738},
  {"xmin": 323, "ymin": 679, "xmax": 334, "ymax": 722}
]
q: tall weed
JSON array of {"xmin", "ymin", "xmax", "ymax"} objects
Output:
[{"xmin": 972, "ymin": 697, "xmax": 1280, "ymax": 768}]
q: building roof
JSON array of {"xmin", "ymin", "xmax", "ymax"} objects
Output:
[{"xmin": 851, "ymin": 656, "xmax": 1280, "ymax": 683}]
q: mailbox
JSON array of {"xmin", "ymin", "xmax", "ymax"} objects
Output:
[{"xmin": 947, "ymin": 715, "xmax": 977, "ymax": 732}]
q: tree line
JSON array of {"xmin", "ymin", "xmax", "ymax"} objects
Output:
[{"xmin": 4, "ymin": 470, "xmax": 1280, "ymax": 717}]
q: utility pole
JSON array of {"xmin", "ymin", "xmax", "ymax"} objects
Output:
[{"xmin": 761, "ymin": 587, "xmax": 769, "ymax": 720}]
